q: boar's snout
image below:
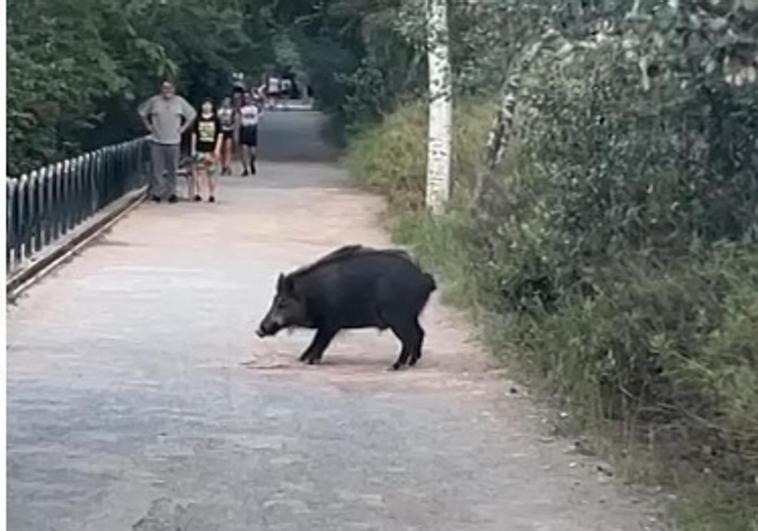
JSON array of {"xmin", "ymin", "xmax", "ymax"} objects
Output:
[
  {"xmin": 256, "ymin": 312, "xmax": 282, "ymax": 338},
  {"xmin": 255, "ymin": 320, "xmax": 275, "ymax": 338},
  {"xmin": 257, "ymin": 275, "xmax": 308, "ymax": 338}
]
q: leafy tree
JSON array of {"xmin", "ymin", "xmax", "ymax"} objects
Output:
[{"xmin": 6, "ymin": 0, "xmax": 275, "ymax": 175}]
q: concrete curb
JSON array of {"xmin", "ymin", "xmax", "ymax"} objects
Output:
[{"xmin": 6, "ymin": 186, "xmax": 147, "ymax": 301}]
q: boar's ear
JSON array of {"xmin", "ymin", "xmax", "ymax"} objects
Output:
[{"xmin": 277, "ymin": 274, "xmax": 296, "ymax": 295}]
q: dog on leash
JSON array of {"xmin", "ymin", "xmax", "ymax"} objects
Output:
[{"xmin": 177, "ymin": 155, "xmax": 195, "ymax": 199}]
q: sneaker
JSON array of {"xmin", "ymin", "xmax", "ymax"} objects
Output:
[
  {"xmin": 241, "ymin": 169, "xmax": 249, "ymax": 177},
  {"xmin": 193, "ymin": 195, "xmax": 202, "ymax": 202},
  {"xmin": 251, "ymin": 164, "xmax": 256, "ymax": 175},
  {"xmin": 168, "ymin": 194, "xmax": 178, "ymax": 204},
  {"xmin": 208, "ymin": 196, "xmax": 216, "ymax": 203},
  {"xmin": 151, "ymin": 195, "xmax": 161, "ymax": 203}
]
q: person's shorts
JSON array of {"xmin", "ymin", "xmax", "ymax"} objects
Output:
[
  {"xmin": 240, "ymin": 126, "xmax": 258, "ymax": 147},
  {"xmin": 221, "ymin": 129, "xmax": 234, "ymax": 140},
  {"xmin": 192, "ymin": 152, "xmax": 218, "ymax": 176}
]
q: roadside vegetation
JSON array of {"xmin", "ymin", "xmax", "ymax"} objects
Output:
[
  {"xmin": 343, "ymin": 3, "xmax": 758, "ymax": 530},
  {"xmin": 9, "ymin": 0, "xmax": 758, "ymax": 528}
]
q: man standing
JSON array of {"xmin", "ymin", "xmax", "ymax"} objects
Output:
[{"xmin": 138, "ymin": 80, "xmax": 196, "ymax": 203}]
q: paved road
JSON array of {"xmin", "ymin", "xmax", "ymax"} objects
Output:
[{"xmin": 7, "ymin": 110, "xmax": 665, "ymax": 530}]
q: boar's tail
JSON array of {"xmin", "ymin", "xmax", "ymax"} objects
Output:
[{"xmin": 424, "ymin": 273, "xmax": 437, "ymax": 293}]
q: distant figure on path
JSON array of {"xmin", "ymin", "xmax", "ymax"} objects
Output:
[
  {"xmin": 216, "ymin": 96, "xmax": 237, "ymax": 176},
  {"xmin": 138, "ymin": 80, "xmax": 197, "ymax": 203},
  {"xmin": 239, "ymin": 92, "xmax": 260, "ymax": 176},
  {"xmin": 252, "ymin": 85, "xmax": 266, "ymax": 113},
  {"xmin": 231, "ymin": 83, "xmax": 246, "ymax": 154},
  {"xmin": 265, "ymin": 74, "xmax": 282, "ymax": 109}
]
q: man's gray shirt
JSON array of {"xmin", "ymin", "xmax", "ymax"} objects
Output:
[{"xmin": 138, "ymin": 95, "xmax": 197, "ymax": 145}]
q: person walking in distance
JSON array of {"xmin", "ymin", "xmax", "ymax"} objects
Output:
[
  {"xmin": 231, "ymin": 84, "xmax": 245, "ymax": 158},
  {"xmin": 216, "ymin": 96, "xmax": 236, "ymax": 176},
  {"xmin": 239, "ymin": 92, "xmax": 260, "ymax": 176},
  {"xmin": 190, "ymin": 98, "xmax": 223, "ymax": 203},
  {"xmin": 138, "ymin": 80, "xmax": 196, "ymax": 203},
  {"xmin": 252, "ymin": 85, "xmax": 266, "ymax": 114}
]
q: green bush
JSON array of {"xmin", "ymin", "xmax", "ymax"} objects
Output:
[
  {"xmin": 7, "ymin": 0, "xmax": 271, "ymax": 174},
  {"xmin": 346, "ymin": 99, "xmax": 493, "ymax": 211},
  {"xmin": 345, "ymin": 44, "xmax": 758, "ymax": 525}
]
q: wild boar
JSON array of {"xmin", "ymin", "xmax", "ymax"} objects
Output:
[{"xmin": 256, "ymin": 245, "xmax": 436, "ymax": 370}]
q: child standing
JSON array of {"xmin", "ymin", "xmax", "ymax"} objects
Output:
[{"xmin": 191, "ymin": 98, "xmax": 223, "ymax": 202}]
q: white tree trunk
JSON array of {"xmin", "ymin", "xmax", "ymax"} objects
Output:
[
  {"xmin": 425, "ymin": 0, "xmax": 452, "ymax": 215},
  {"xmin": 473, "ymin": 30, "xmax": 558, "ymax": 213}
]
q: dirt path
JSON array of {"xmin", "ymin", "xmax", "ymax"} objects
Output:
[{"xmin": 7, "ymin": 110, "xmax": 666, "ymax": 530}]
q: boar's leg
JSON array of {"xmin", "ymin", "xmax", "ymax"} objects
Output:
[
  {"xmin": 388, "ymin": 321, "xmax": 420, "ymax": 370},
  {"xmin": 299, "ymin": 326, "xmax": 338, "ymax": 364},
  {"xmin": 408, "ymin": 320, "xmax": 425, "ymax": 367}
]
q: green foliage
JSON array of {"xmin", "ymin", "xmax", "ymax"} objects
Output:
[
  {"xmin": 290, "ymin": 28, "xmax": 360, "ymax": 118},
  {"xmin": 346, "ymin": 101, "xmax": 427, "ymax": 209},
  {"xmin": 7, "ymin": 0, "xmax": 275, "ymax": 175},
  {"xmin": 346, "ymin": 99, "xmax": 493, "ymax": 210},
  {"xmin": 510, "ymin": 248, "xmax": 758, "ymax": 530},
  {"xmin": 345, "ymin": 3, "xmax": 758, "ymax": 524},
  {"xmin": 285, "ymin": 0, "xmax": 428, "ymax": 135},
  {"xmin": 9, "ymin": 0, "xmax": 758, "ymax": 525}
]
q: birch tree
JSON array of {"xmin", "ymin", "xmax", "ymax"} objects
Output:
[{"xmin": 425, "ymin": 0, "xmax": 452, "ymax": 215}]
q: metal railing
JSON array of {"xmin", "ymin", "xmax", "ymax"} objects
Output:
[{"xmin": 6, "ymin": 137, "xmax": 151, "ymax": 271}]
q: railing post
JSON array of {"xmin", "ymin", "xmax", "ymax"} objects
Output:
[
  {"xmin": 7, "ymin": 180, "xmax": 16, "ymax": 267},
  {"xmin": 42, "ymin": 165, "xmax": 52, "ymax": 247},
  {"xmin": 142, "ymin": 139, "xmax": 152, "ymax": 191},
  {"xmin": 53, "ymin": 163, "xmax": 63, "ymax": 242},
  {"xmin": 28, "ymin": 171, "xmax": 41, "ymax": 255},
  {"xmin": 49, "ymin": 164, "xmax": 58, "ymax": 243},
  {"xmin": 101, "ymin": 147, "xmax": 111, "ymax": 207},
  {"xmin": 62, "ymin": 159, "xmax": 73, "ymax": 234},
  {"xmin": 16, "ymin": 176, "xmax": 27, "ymax": 262},
  {"xmin": 129, "ymin": 142, "xmax": 135, "ymax": 189},
  {"xmin": 116, "ymin": 144, "xmax": 125, "ymax": 199},
  {"xmin": 74, "ymin": 156, "xmax": 85, "ymax": 227},
  {"xmin": 17, "ymin": 175, "xmax": 27, "ymax": 260},
  {"xmin": 91, "ymin": 150, "xmax": 101, "ymax": 213},
  {"xmin": 43, "ymin": 166, "xmax": 53, "ymax": 247},
  {"xmin": 37, "ymin": 167, "xmax": 48, "ymax": 248},
  {"xmin": 83, "ymin": 153, "xmax": 94, "ymax": 218}
]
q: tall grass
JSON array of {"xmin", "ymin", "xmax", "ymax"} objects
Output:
[
  {"xmin": 346, "ymin": 99, "xmax": 494, "ymax": 212},
  {"xmin": 345, "ymin": 98, "xmax": 758, "ymax": 530}
]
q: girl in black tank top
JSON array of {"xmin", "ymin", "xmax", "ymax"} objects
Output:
[{"xmin": 217, "ymin": 96, "xmax": 236, "ymax": 176}]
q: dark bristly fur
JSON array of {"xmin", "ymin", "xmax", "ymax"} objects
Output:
[
  {"xmin": 257, "ymin": 244, "xmax": 436, "ymax": 370},
  {"xmin": 287, "ymin": 244, "xmax": 414, "ymax": 280}
]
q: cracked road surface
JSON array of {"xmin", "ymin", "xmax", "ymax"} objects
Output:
[{"xmin": 7, "ymin": 110, "xmax": 665, "ymax": 530}]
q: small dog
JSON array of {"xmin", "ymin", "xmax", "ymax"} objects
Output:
[{"xmin": 177, "ymin": 155, "xmax": 195, "ymax": 199}]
